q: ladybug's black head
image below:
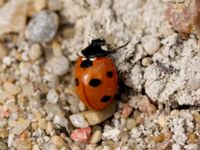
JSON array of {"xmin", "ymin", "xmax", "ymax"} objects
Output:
[{"xmin": 81, "ymin": 39, "xmax": 108, "ymax": 58}]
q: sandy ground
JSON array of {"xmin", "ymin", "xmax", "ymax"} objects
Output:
[{"xmin": 0, "ymin": 0, "xmax": 200, "ymax": 149}]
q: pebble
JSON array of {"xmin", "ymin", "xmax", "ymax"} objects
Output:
[
  {"xmin": 12, "ymin": 118, "xmax": 30, "ymax": 135},
  {"xmin": 0, "ymin": 128, "xmax": 8, "ymax": 139},
  {"xmin": 138, "ymin": 96, "xmax": 157, "ymax": 114},
  {"xmin": 188, "ymin": 132, "xmax": 197, "ymax": 144},
  {"xmin": 122, "ymin": 103, "xmax": 133, "ymax": 119},
  {"xmin": 102, "ymin": 128, "xmax": 121, "ymax": 142},
  {"xmin": 70, "ymin": 127, "xmax": 92, "ymax": 143},
  {"xmin": 125, "ymin": 118, "xmax": 136, "ymax": 130},
  {"xmin": 166, "ymin": 0, "xmax": 200, "ymax": 34},
  {"xmin": 2, "ymin": 56, "xmax": 12, "ymax": 66},
  {"xmin": 15, "ymin": 139, "xmax": 32, "ymax": 150},
  {"xmin": 38, "ymin": 118, "xmax": 47, "ymax": 130},
  {"xmin": 26, "ymin": 10, "xmax": 59, "ymax": 43},
  {"xmin": 22, "ymin": 83, "xmax": 34, "ymax": 97},
  {"xmin": 47, "ymin": 0, "xmax": 62, "ymax": 11},
  {"xmin": 90, "ymin": 126, "xmax": 102, "ymax": 144},
  {"xmin": 152, "ymin": 133, "xmax": 165, "ymax": 142},
  {"xmin": 29, "ymin": 44, "xmax": 42, "ymax": 61},
  {"xmin": 0, "ymin": 118, "xmax": 8, "ymax": 128},
  {"xmin": 82, "ymin": 102, "xmax": 116, "ymax": 126},
  {"xmin": 141, "ymin": 57, "xmax": 153, "ymax": 67},
  {"xmin": 47, "ymin": 89, "xmax": 59, "ymax": 104},
  {"xmin": 46, "ymin": 122, "xmax": 54, "ymax": 134},
  {"xmin": 141, "ymin": 35, "xmax": 160, "ymax": 55},
  {"xmin": 158, "ymin": 115, "xmax": 167, "ymax": 127},
  {"xmin": 69, "ymin": 114, "xmax": 89, "ymax": 128},
  {"xmin": 3, "ymin": 82, "xmax": 21, "ymax": 96},
  {"xmin": 193, "ymin": 112, "xmax": 200, "ymax": 124},
  {"xmin": 47, "ymin": 56, "xmax": 69, "ymax": 76},
  {"xmin": 51, "ymin": 135, "xmax": 67, "ymax": 148},
  {"xmin": 0, "ymin": 0, "xmax": 28, "ymax": 35},
  {"xmin": 0, "ymin": 141, "xmax": 8, "ymax": 150},
  {"xmin": 44, "ymin": 103, "xmax": 63, "ymax": 118},
  {"xmin": 0, "ymin": 43, "xmax": 8, "ymax": 59},
  {"xmin": 53, "ymin": 115, "xmax": 68, "ymax": 131}
]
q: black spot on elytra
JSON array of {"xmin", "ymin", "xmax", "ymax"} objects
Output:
[
  {"xmin": 101, "ymin": 95, "xmax": 111, "ymax": 103},
  {"xmin": 80, "ymin": 59, "xmax": 93, "ymax": 68},
  {"xmin": 89, "ymin": 79, "xmax": 101, "ymax": 87},
  {"xmin": 107, "ymin": 71, "xmax": 113, "ymax": 78},
  {"xmin": 75, "ymin": 78, "xmax": 79, "ymax": 86}
]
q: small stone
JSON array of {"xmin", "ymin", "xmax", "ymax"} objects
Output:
[
  {"xmin": 0, "ymin": 128, "xmax": 8, "ymax": 139},
  {"xmin": 47, "ymin": 56, "xmax": 69, "ymax": 76},
  {"xmin": 0, "ymin": 118, "xmax": 8, "ymax": 128},
  {"xmin": 152, "ymin": 133, "xmax": 165, "ymax": 142},
  {"xmin": 193, "ymin": 112, "xmax": 200, "ymax": 124},
  {"xmin": 125, "ymin": 118, "xmax": 136, "ymax": 130},
  {"xmin": 22, "ymin": 83, "xmax": 34, "ymax": 96},
  {"xmin": 48, "ymin": 0, "xmax": 62, "ymax": 11},
  {"xmin": 46, "ymin": 122, "xmax": 54, "ymax": 134},
  {"xmin": 4, "ymin": 82, "xmax": 21, "ymax": 96},
  {"xmin": 31, "ymin": 122, "xmax": 38, "ymax": 131},
  {"xmin": 90, "ymin": 127, "xmax": 102, "ymax": 144},
  {"xmin": 69, "ymin": 114, "xmax": 89, "ymax": 128},
  {"xmin": 2, "ymin": 56, "xmax": 12, "ymax": 66},
  {"xmin": 33, "ymin": 0, "xmax": 47, "ymax": 12},
  {"xmin": 52, "ymin": 41, "xmax": 62, "ymax": 56},
  {"xmin": 38, "ymin": 118, "xmax": 47, "ymax": 130},
  {"xmin": 70, "ymin": 127, "xmax": 91, "ymax": 143},
  {"xmin": 0, "ymin": 141, "xmax": 8, "ymax": 150},
  {"xmin": 141, "ymin": 35, "xmax": 160, "ymax": 55},
  {"xmin": 47, "ymin": 89, "xmax": 59, "ymax": 104},
  {"xmin": 122, "ymin": 103, "xmax": 133, "ymax": 119},
  {"xmin": 82, "ymin": 102, "xmax": 116, "ymax": 126},
  {"xmin": 158, "ymin": 115, "xmax": 167, "ymax": 127},
  {"xmin": 51, "ymin": 135, "xmax": 66, "ymax": 148},
  {"xmin": 15, "ymin": 139, "xmax": 32, "ymax": 150},
  {"xmin": 138, "ymin": 96, "xmax": 157, "ymax": 114},
  {"xmin": 0, "ymin": 0, "xmax": 28, "ymax": 35},
  {"xmin": 29, "ymin": 44, "xmax": 42, "ymax": 61},
  {"xmin": 188, "ymin": 132, "xmax": 197, "ymax": 144},
  {"xmin": 102, "ymin": 128, "xmax": 121, "ymax": 142},
  {"xmin": 170, "ymin": 110, "xmax": 180, "ymax": 117},
  {"xmin": 0, "ymin": 43, "xmax": 8, "ymax": 59},
  {"xmin": 165, "ymin": 0, "xmax": 200, "ymax": 34},
  {"xmin": 141, "ymin": 57, "xmax": 152, "ymax": 67},
  {"xmin": 0, "ymin": 0, "xmax": 5, "ymax": 7},
  {"xmin": 44, "ymin": 103, "xmax": 63, "ymax": 117},
  {"xmin": 53, "ymin": 115, "xmax": 68, "ymax": 130},
  {"xmin": 12, "ymin": 118, "xmax": 30, "ymax": 135},
  {"xmin": 26, "ymin": 10, "xmax": 59, "ymax": 43}
]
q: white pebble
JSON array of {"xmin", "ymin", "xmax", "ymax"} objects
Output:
[
  {"xmin": 47, "ymin": 89, "xmax": 58, "ymax": 104},
  {"xmin": 29, "ymin": 44, "xmax": 42, "ymax": 61},
  {"xmin": 53, "ymin": 115, "xmax": 68, "ymax": 130},
  {"xmin": 69, "ymin": 114, "xmax": 89, "ymax": 128},
  {"xmin": 47, "ymin": 56, "xmax": 69, "ymax": 76},
  {"xmin": 2, "ymin": 56, "xmax": 12, "ymax": 66},
  {"xmin": 102, "ymin": 128, "xmax": 121, "ymax": 142},
  {"xmin": 141, "ymin": 35, "xmax": 160, "ymax": 55}
]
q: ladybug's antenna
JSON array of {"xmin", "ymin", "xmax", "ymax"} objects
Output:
[{"xmin": 108, "ymin": 41, "xmax": 130, "ymax": 55}]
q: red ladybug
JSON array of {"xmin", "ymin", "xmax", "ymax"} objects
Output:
[{"xmin": 74, "ymin": 39, "xmax": 118, "ymax": 111}]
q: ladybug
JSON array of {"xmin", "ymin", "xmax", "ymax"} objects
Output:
[{"xmin": 74, "ymin": 39, "xmax": 118, "ymax": 111}]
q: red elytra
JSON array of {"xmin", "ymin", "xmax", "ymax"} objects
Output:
[
  {"xmin": 74, "ymin": 39, "xmax": 120, "ymax": 111},
  {"xmin": 74, "ymin": 56, "xmax": 117, "ymax": 111}
]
